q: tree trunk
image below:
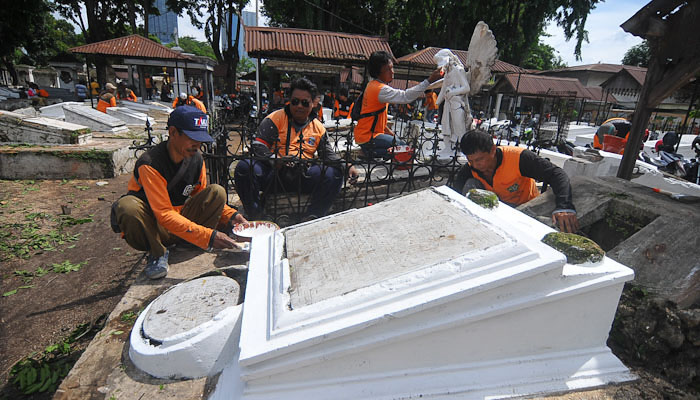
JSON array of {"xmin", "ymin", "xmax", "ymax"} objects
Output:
[
  {"xmin": 127, "ymin": 0, "xmax": 138, "ymax": 33},
  {"xmin": 2, "ymin": 57, "xmax": 19, "ymax": 86}
]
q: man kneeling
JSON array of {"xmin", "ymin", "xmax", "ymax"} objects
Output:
[
  {"xmin": 112, "ymin": 106, "xmax": 247, "ymax": 279},
  {"xmin": 451, "ymin": 129, "xmax": 579, "ymax": 233},
  {"xmin": 234, "ymin": 77, "xmax": 358, "ymax": 220}
]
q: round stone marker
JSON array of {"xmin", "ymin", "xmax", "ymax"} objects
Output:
[{"xmin": 142, "ymin": 276, "xmax": 240, "ymax": 345}]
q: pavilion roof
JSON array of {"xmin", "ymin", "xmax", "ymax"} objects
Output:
[
  {"xmin": 70, "ymin": 34, "xmax": 193, "ymax": 61},
  {"xmin": 395, "ymin": 46, "xmax": 523, "ymax": 73},
  {"xmin": 244, "ymin": 26, "xmax": 393, "ymax": 65}
]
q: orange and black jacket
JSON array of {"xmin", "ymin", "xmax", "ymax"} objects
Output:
[
  {"xmin": 251, "ymin": 106, "xmax": 340, "ymax": 163},
  {"xmin": 333, "ymin": 98, "xmax": 354, "ymax": 119},
  {"xmin": 125, "ymin": 141, "xmax": 237, "ymax": 249},
  {"xmin": 451, "ymin": 146, "xmax": 575, "ymax": 210}
]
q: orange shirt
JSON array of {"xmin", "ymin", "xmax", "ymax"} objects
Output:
[{"xmin": 172, "ymin": 96, "xmax": 207, "ymax": 113}]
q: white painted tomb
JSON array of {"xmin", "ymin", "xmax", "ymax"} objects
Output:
[
  {"xmin": 129, "ymin": 276, "xmax": 243, "ymax": 379},
  {"xmin": 106, "ymin": 106, "xmax": 155, "ymax": 126},
  {"xmin": 39, "ymin": 102, "xmax": 84, "ymax": 120},
  {"xmin": 121, "ymin": 100, "xmax": 173, "ymax": 119},
  {"xmin": 0, "ymin": 110, "xmax": 92, "ymax": 144},
  {"xmin": 63, "ymin": 105, "xmax": 129, "ymax": 134},
  {"xmin": 210, "ymin": 186, "xmax": 635, "ymax": 400}
]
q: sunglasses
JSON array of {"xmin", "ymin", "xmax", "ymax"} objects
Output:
[{"xmin": 290, "ymin": 98, "xmax": 311, "ymax": 107}]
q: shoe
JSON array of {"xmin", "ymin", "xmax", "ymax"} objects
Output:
[{"xmin": 145, "ymin": 249, "xmax": 169, "ymax": 279}]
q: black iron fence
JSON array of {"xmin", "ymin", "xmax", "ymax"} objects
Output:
[{"xmin": 204, "ymin": 112, "xmax": 465, "ymax": 226}]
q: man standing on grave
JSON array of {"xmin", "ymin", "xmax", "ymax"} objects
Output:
[
  {"xmin": 451, "ymin": 129, "xmax": 579, "ymax": 233},
  {"xmin": 112, "ymin": 106, "xmax": 247, "ymax": 279},
  {"xmin": 234, "ymin": 77, "xmax": 359, "ymax": 220},
  {"xmin": 354, "ymin": 50, "xmax": 442, "ymax": 158}
]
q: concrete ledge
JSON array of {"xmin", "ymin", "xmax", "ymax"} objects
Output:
[{"xmin": 0, "ymin": 139, "xmax": 136, "ymax": 179}]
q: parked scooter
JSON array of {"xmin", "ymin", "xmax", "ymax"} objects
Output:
[{"xmin": 641, "ymin": 132, "xmax": 700, "ymax": 183}]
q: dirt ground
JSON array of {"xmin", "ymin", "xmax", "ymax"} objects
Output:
[{"xmin": 0, "ymin": 173, "xmax": 697, "ymax": 399}]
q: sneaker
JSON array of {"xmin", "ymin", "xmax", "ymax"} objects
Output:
[{"xmin": 144, "ymin": 249, "xmax": 169, "ymax": 279}]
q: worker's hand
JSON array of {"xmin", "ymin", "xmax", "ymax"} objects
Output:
[
  {"xmin": 212, "ymin": 230, "xmax": 242, "ymax": 250},
  {"xmin": 552, "ymin": 211, "xmax": 579, "ymax": 233},
  {"xmin": 233, "ymin": 212, "xmax": 248, "ymax": 225},
  {"xmin": 384, "ymin": 126, "xmax": 395, "ymax": 136},
  {"xmin": 428, "ymin": 68, "xmax": 443, "ymax": 83},
  {"xmin": 347, "ymin": 166, "xmax": 359, "ymax": 185}
]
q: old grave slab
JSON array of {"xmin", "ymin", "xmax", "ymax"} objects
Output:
[
  {"xmin": 63, "ymin": 105, "xmax": 129, "ymax": 134},
  {"xmin": 210, "ymin": 186, "xmax": 635, "ymax": 399}
]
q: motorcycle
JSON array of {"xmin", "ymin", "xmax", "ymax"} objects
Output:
[{"xmin": 641, "ymin": 132, "xmax": 700, "ymax": 184}]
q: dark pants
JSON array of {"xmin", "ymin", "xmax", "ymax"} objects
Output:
[
  {"xmin": 234, "ymin": 159, "xmax": 343, "ymax": 219},
  {"xmin": 359, "ymin": 134, "xmax": 406, "ymax": 159},
  {"xmin": 114, "ymin": 184, "xmax": 226, "ymax": 257}
]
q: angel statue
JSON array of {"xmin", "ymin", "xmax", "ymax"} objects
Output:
[{"xmin": 433, "ymin": 21, "xmax": 497, "ymax": 160}]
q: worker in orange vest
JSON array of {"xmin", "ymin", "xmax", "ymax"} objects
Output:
[
  {"xmin": 172, "ymin": 92, "xmax": 207, "ymax": 113},
  {"xmin": 452, "ymin": 129, "xmax": 579, "ymax": 233},
  {"xmin": 354, "ymin": 51, "xmax": 442, "ymax": 158},
  {"xmin": 117, "ymin": 82, "xmax": 138, "ymax": 102},
  {"xmin": 96, "ymin": 83, "xmax": 117, "ymax": 113},
  {"xmin": 333, "ymin": 87, "xmax": 354, "ymax": 119},
  {"xmin": 424, "ymin": 89, "xmax": 438, "ymax": 122}
]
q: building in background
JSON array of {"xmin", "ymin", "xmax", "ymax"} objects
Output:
[
  {"xmin": 222, "ymin": 11, "xmax": 257, "ymax": 63},
  {"xmin": 148, "ymin": 0, "xmax": 179, "ymax": 45}
]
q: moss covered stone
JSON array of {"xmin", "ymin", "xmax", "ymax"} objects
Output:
[
  {"xmin": 542, "ymin": 232, "xmax": 605, "ymax": 264},
  {"xmin": 467, "ymin": 189, "xmax": 499, "ymax": 209}
]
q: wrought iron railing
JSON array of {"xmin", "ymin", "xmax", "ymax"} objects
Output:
[{"xmin": 204, "ymin": 113, "xmax": 465, "ymax": 226}]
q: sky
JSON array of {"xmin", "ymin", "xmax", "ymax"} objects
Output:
[{"xmin": 178, "ymin": 0, "xmax": 648, "ymax": 67}]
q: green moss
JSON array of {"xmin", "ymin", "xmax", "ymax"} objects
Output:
[
  {"xmin": 48, "ymin": 149, "xmax": 111, "ymax": 162},
  {"xmin": 467, "ymin": 189, "xmax": 499, "ymax": 209},
  {"xmin": 542, "ymin": 232, "xmax": 605, "ymax": 264}
]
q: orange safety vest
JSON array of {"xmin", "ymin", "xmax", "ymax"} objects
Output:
[
  {"xmin": 594, "ymin": 117, "xmax": 629, "ymax": 150},
  {"xmin": 172, "ymin": 96, "xmax": 207, "ymax": 113},
  {"xmin": 96, "ymin": 93, "xmax": 116, "ymax": 113},
  {"xmin": 354, "ymin": 80, "xmax": 388, "ymax": 144},
  {"xmin": 118, "ymin": 89, "xmax": 137, "ymax": 102},
  {"xmin": 333, "ymin": 99, "xmax": 353, "ymax": 119},
  {"xmin": 470, "ymin": 146, "xmax": 539, "ymax": 206},
  {"xmin": 425, "ymin": 92, "xmax": 438, "ymax": 110},
  {"xmin": 264, "ymin": 109, "xmax": 326, "ymax": 159}
]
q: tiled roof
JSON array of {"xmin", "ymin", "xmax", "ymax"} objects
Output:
[
  {"xmin": 625, "ymin": 68, "xmax": 647, "ymax": 85},
  {"xmin": 244, "ymin": 26, "xmax": 393, "ymax": 63},
  {"xmin": 395, "ymin": 46, "xmax": 524, "ymax": 73},
  {"xmin": 70, "ymin": 34, "xmax": 192, "ymax": 60},
  {"xmin": 500, "ymin": 74, "xmax": 593, "ymax": 99}
]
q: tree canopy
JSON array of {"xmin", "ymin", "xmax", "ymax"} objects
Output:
[
  {"xmin": 262, "ymin": 0, "xmax": 601, "ymax": 66},
  {"xmin": 167, "ymin": 0, "xmax": 250, "ymax": 91},
  {"xmin": 522, "ymin": 40, "xmax": 567, "ymax": 71},
  {"xmin": 167, "ymin": 36, "xmax": 216, "ymax": 60},
  {"xmin": 621, "ymin": 40, "xmax": 650, "ymax": 67}
]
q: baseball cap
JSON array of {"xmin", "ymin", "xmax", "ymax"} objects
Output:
[
  {"xmin": 105, "ymin": 83, "xmax": 116, "ymax": 90},
  {"xmin": 167, "ymin": 105, "xmax": 213, "ymax": 142}
]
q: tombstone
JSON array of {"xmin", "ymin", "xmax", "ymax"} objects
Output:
[
  {"xmin": 0, "ymin": 110, "xmax": 91, "ymax": 144},
  {"xmin": 129, "ymin": 276, "xmax": 243, "ymax": 379},
  {"xmin": 63, "ymin": 105, "xmax": 129, "ymax": 134},
  {"xmin": 39, "ymin": 102, "xmax": 84, "ymax": 120},
  {"xmin": 208, "ymin": 186, "xmax": 635, "ymax": 399},
  {"xmin": 121, "ymin": 100, "xmax": 173, "ymax": 119},
  {"xmin": 106, "ymin": 107, "xmax": 155, "ymax": 126}
]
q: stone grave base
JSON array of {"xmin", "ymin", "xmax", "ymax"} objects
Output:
[
  {"xmin": 0, "ymin": 109, "xmax": 92, "ymax": 145},
  {"xmin": 0, "ymin": 138, "xmax": 137, "ymax": 179}
]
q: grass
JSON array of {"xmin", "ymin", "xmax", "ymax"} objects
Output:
[
  {"xmin": 0, "ymin": 209, "xmax": 92, "ymax": 261},
  {"xmin": 8, "ymin": 320, "xmax": 101, "ymax": 396}
]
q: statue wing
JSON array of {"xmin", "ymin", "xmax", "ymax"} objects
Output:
[{"xmin": 466, "ymin": 21, "xmax": 498, "ymax": 96}]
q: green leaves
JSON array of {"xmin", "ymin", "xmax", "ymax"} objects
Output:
[{"xmin": 52, "ymin": 260, "xmax": 87, "ymax": 274}]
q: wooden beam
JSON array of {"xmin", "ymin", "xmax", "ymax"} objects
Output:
[
  {"xmin": 646, "ymin": 57, "xmax": 700, "ymax": 107},
  {"xmin": 621, "ymin": 0, "xmax": 684, "ymax": 37}
]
